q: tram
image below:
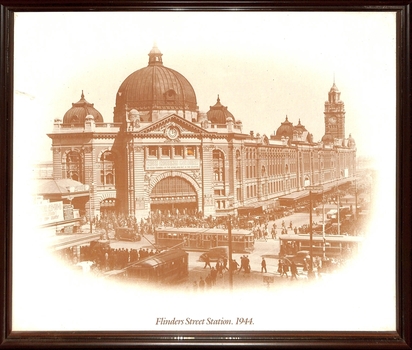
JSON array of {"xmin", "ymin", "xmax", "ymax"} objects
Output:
[
  {"xmin": 279, "ymin": 234, "xmax": 363, "ymax": 258},
  {"xmin": 154, "ymin": 227, "xmax": 254, "ymax": 253},
  {"xmin": 104, "ymin": 249, "xmax": 189, "ymax": 285}
]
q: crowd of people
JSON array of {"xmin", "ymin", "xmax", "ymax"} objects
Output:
[{"xmin": 56, "ymin": 242, "xmax": 163, "ymax": 272}]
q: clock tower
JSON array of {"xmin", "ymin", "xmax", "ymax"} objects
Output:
[{"xmin": 324, "ymin": 82, "xmax": 345, "ymax": 140}]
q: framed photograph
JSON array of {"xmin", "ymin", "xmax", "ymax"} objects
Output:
[{"xmin": 1, "ymin": 2, "xmax": 411, "ymax": 349}]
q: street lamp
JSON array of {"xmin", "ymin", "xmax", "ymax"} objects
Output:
[{"xmin": 307, "ymin": 185, "xmax": 323, "ymax": 278}]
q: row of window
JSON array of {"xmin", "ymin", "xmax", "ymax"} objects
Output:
[
  {"xmin": 244, "ymin": 178, "xmax": 298, "ymax": 199},
  {"xmin": 243, "ymin": 148, "xmax": 295, "ymax": 160},
  {"xmin": 147, "ymin": 145, "xmax": 197, "ymax": 159},
  {"xmin": 60, "ymin": 149, "xmax": 351, "ymax": 189}
]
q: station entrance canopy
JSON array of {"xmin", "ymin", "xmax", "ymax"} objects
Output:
[
  {"xmin": 278, "ymin": 190, "xmax": 310, "ymax": 207},
  {"xmin": 278, "ymin": 178, "xmax": 355, "ymax": 207}
]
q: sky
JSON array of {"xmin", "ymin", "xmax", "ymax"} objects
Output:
[
  {"xmin": 13, "ymin": 11, "xmax": 396, "ymax": 164},
  {"xmin": 12, "ymin": 11, "xmax": 397, "ymax": 332}
]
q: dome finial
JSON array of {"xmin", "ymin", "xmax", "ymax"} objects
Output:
[
  {"xmin": 148, "ymin": 43, "xmax": 163, "ymax": 65},
  {"xmin": 81, "ymin": 90, "xmax": 85, "ymax": 99},
  {"xmin": 217, "ymin": 94, "xmax": 220, "ymax": 102},
  {"xmin": 285, "ymin": 115, "xmax": 288, "ymax": 121}
]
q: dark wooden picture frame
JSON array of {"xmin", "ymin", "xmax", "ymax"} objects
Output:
[{"xmin": 1, "ymin": 1, "xmax": 411, "ymax": 349}]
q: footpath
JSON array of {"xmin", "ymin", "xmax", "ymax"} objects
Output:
[{"xmin": 179, "ymin": 264, "xmax": 317, "ymax": 293}]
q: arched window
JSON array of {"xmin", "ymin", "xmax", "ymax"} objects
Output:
[
  {"xmin": 213, "ymin": 150, "xmax": 225, "ymax": 182},
  {"xmin": 100, "ymin": 151, "xmax": 115, "ymax": 186},
  {"xmin": 262, "ymin": 165, "xmax": 266, "ymax": 177},
  {"xmin": 65, "ymin": 151, "xmax": 83, "ymax": 182}
]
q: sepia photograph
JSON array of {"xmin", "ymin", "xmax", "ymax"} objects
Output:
[{"xmin": 7, "ymin": 8, "xmax": 404, "ymax": 343}]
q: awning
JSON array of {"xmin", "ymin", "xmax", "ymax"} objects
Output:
[
  {"xmin": 278, "ymin": 190, "xmax": 309, "ymax": 201},
  {"xmin": 237, "ymin": 205, "xmax": 263, "ymax": 214},
  {"xmin": 322, "ymin": 178, "xmax": 354, "ymax": 192},
  {"xmin": 278, "ymin": 190, "xmax": 311, "ymax": 207}
]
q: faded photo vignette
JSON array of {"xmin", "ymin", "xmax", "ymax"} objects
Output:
[{"xmin": 11, "ymin": 11, "xmax": 397, "ymax": 333}]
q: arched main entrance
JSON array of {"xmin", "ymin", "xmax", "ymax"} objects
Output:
[
  {"xmin": 100, "ymin": 198, "xmax": 117, "ymax": 216},
  {"xmin": 150, "ymin": 176, "xmax": 197, "ymax": 215}
]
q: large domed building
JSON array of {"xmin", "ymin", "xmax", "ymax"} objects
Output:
[
  {"xmin": 47, "ymin": 45, "xmax": 357, "ymax": 221},
  {"xmin": 113, "ymin": 44, "xmax": 198, "ymax": 123}
]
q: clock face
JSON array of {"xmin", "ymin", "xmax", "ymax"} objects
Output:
[
  {"xmin": 329, "ymin": 117, "xmax": 337, "ymax": 124},
  {"xmin": 167, "ymin": 126, "xmax": 179, "ymax": 139}
]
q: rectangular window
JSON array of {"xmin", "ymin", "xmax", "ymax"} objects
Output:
[
  {"xmin": 148, "ymin": 146, "xmax": 158, "ymax": 158},
  {"xmin": 161, "ymin": 146, "xmax": 171, "ymax": 158},
  {"xmin": 174, "ymin": 146, "xmax": 184, "ymax": 157},
  {"xmin": 186, "ymin": 146, "xmax": 195, "ymax": 157}
]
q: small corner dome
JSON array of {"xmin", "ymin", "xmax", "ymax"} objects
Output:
[
  {"xmin": 348, "ymin": 133, "xmax": 356, "ymax": 148},
  {"xmin": 322, "ymin": 133, "xmax": 334, "ymax": 144},
  {"xmin": 207, "ymin": 95, "xmax": 235, "ymax": 124},
  {"xmin": 63, "ymin": 91, "xmax": 104, "ymax": 124},
  {"xmin": 276, "ymin": 116, "xmax": 294, "ymax": 139},
  {"xmin": 294, "ymin": 119, "xmax": 307, "ymax": 133}
]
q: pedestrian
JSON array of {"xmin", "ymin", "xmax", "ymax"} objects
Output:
[
  {"xmin": 231, "ymin": 259, "xmax": 239, "ymax": 273},
  {"xmin": 261, "ymin": 257, "xmax": 267, "ymax": 273},
  {"xmin": 263, "ymin": 227, "xmax": 268, "ymax": 241},
  {"xmin": 277, "ymin": 260, "xmax": 283, "ymax": 275},
  {"xmin": 216, "ymin": 260, "xmax": 223, "ymax": 277},
  {"xmin": 245, "ymin": 256, "xmax": 251, "ymax": 274},
  {"xmin": 303, "ymin": 258, "xmax": 309, "ymax": 272},
  {"xmin": 223, "ymin": 257, "xmax": 229, "ymax": 271},
  {"xmin": 205, "ymin": 274, "xmax": 212, "ymax": 288},
  {"xmin": 282, "ymin": 262, "xmax": 289, "ymax": 278},
  {"xmin": 203, "ymin": 254, "xmax": 211, "ymax": 269},
  {"xmin": 271, "ymin": 223, "xmax": 277, "ymax": 239},
  {"xmin": 210, "ymin": 267, "xmax": 217, "ymax": 285},
  {"xmin": 199, "ymin": 276, "xmax": 205, "ymax": 290},
  {"xmin": 291, "ymin": 261, "xmax": 299, "ymax": 279}
]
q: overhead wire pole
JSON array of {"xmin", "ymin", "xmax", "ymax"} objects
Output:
[
  {"xmin": 89, "ymin": 184, "xmax": 93, "ymax": 234},
  {"xmin": 307, "ymin": 185, "xmax": 322, "ymax": 279},
  {"xmin": 309, "ymin": 188, "xmax": 314, "ymax": 278},
  {"xmin": 322, "ymin": 189, "xmax": 326, "ymax": 261},
  {"xmin": 228, "ymin": 215, "xmax": 233, "ymax": 291}
]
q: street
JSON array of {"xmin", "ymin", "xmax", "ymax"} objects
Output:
[{"xmin": 104, "ymin": 210, "xmax": 321, "ymax": 290}]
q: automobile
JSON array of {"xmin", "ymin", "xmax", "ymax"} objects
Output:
[
  {"xmin": 199, "ymin": 246, "xmax": 228, "ymax": 263},
  {"xmin": 285, "ymin": 250, "xmax": 310, "ymax": 267},
  {"xmin": 115, "ymin": 227, "xmax": 141, "ymax": 242},
  {"xmin": 326, "ymin": 209, "xmax": 338, "ymax": 219}
]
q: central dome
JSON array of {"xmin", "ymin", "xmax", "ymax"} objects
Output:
[{"xmin": 113, "ymin": 45, "xmax": 198, "ymax": 123}]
